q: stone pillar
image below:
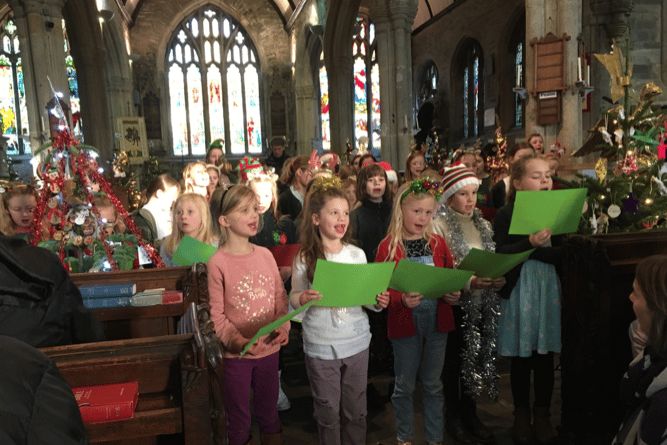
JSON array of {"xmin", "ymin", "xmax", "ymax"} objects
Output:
[
  {"xmin": 525, "ymin": 0, "xmax": 582, "ymax": 165},
  {"xmin": 371, "ymin": 0, "xmax": 417, "ymax": 169},
  {"xmin": 371, "ymin": 3, "xmax": 395, "ymax": 166},
  {"xmin": 389, "ymin": 0, "xmax": 417, "ymax": 169},
  {"xmin": 74, "ymin": 38, "xmax": 114, "ymax": 163},
  {"xmin": 108, "ymin": 75, "xmax": 134, "ymax": 124},
  {"xmin": 9, "ymin": 0, "xmax": 70, "ymax": 158},
  {"xmin": 294, "ymin": 84, "xmax": 318, "ymax": 155}
]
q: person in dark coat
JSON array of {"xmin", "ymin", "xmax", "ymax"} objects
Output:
[
  {"xmin": 0, "ymin": 233, "xmax": 103, "ymax": 348},
  {"xmin": 0, "ymin": 334, "xmax": 89, "ymax": 445},
  {"xmin": 350, "ymin": 163, "xmax": 393, "ymax": 263}
]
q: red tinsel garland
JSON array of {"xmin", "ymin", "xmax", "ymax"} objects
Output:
[
  {"xmin": 87, "ymin": 157, "xmax": 164, "ymax": 268},
  {"xmin": 30, "ymin": 129, "xmax": 165, "ymax": 271}
]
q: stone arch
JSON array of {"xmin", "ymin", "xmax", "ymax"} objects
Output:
[{"xmin": 323, "ymin": 0, "xmax": 363, "ymax": 155}]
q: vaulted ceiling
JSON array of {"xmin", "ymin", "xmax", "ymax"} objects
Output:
[{"xmin": 120, "ymin": 0, "xmax": 457, "ymax": 32}]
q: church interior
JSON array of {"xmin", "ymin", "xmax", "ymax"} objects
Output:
[{"xmin": 1, "ymin": 0, "xmax": 666, "ymax": 445}]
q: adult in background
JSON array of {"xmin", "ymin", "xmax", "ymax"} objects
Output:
[
  {"xmin": 0, "ymin": 334, "xmax": 90, "ymax": 445},
  {"xmin": 0, "ymin": 232, "xmax": 103, "ymax": 348},
  {"xmin": 613, "ymin": 255, "xmax": 667, "ymax": 445},
  {"xmin": 266, "ymin": 136, "xmax": 289, "ymax": 177},
  {"xmin": 133, "ymin": 174, "xmax": 182, "ymax": 248}
]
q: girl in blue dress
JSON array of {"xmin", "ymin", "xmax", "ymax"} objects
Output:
[{"xmin": 493, "ymin": 153, "xmax": 562, "ymax": 445}]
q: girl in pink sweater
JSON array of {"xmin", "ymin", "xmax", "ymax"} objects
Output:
[{"xmin": 207, "ymin": 185, "xmax": 289, "ymax": 445}]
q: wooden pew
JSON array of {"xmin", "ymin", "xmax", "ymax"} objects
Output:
[
  {"xmin": 70, "ymin": 266, "xmax": 195, "ymax": 340},
  {"xmin": 41, "ymin": 333, "xmax": 211, "ymax": 445}
]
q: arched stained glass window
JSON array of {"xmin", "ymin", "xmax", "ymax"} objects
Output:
[
  {"xmin": 460, "ymin": 41, "xmax": 483, "ymax": 139},
  {"xmin": 0, "ymin": 16, "xmax": 28, "ymax": 155},
  {"xmin": 352, "ymin": 16, "xmax": 380, "ymax": 156},
  {"xmin": 63, "ymin": 19, "xmax": 82, "ymax": 138},
  {"xmin": 166, "ymin": 6, "xmax": 262, "ymax": 157}
]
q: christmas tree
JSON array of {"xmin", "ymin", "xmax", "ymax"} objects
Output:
[
  {"xmin": 29, "ymin": 94, "xmax": 163, "ymax": 272},
  {"xmin": 564, "ymin": 39, "xmax": 667, "ymax": 234}
]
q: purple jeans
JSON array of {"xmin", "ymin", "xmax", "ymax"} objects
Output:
[{"xmin": 224, "ymin": 351, "xmax": 281, "ymax": 445}]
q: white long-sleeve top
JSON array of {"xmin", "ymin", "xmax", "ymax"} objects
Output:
[{"xmin": 290, "ymin": 243, "xmax": 381, "ymax": 360}]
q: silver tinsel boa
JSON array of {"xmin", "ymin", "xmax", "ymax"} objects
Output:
[{"xmin": 438, "ymin": 206, "xmax": 500, "ymax": 401}]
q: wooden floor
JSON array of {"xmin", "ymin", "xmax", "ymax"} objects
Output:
[{"xmin": 251, "ymin": 327, "xmax": 564, "ymax": 445}]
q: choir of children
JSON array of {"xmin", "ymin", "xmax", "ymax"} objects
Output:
[{"xmin": 1, "ymin": 142, "xmax": 582, "ymax": 445}]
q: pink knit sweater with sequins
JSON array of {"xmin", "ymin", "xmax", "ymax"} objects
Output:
[{"xmin": 207, "ymin": 245, "xmax": 289, "ymax": 359}]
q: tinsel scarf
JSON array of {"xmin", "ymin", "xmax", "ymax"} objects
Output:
[{"xmin": 438, "ymin": 205, "xmax": 500, "ymax": 400}]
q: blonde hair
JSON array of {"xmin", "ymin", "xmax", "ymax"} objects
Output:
[
  {"xmin": 0, "ymin": 182, "xmax": 38, "ymax": 236},
  {"xmin": 248, "ymin": 175, "xmax": 283, "ymax": 223},
  {"xmin": 163, "ymin": 193, "xmax": 216, "ymax": 255},
  {"xmin": 379, "ymin": 182, "xmax": 439, "ymax": 262},
  {"xmin": 297, "ymin": 185, "xmax": 350, "ymax": 283},
  {"xmin": 182, "ymin": 161, "xmax": 208, "ymax": 194},
  {"xmin": 214, "ymin": 185, "xmax": 258, "ymax": 247}
]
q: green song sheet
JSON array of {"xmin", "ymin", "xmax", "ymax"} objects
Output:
[
  {"xmin": 508, "ymin": 188, "xmax": 587, "ymax": 235},
  {"xmin": 171, "ymin": 235, "xmax": 218, "ymax": 266},
  {"xmin": 240, "ymin": 299, "xmax": 317, "ymax": 357},
  {"xmin": 388, "ymin": 259, "xmax": 474, "ymax": 299},
  {"xmin": 311, "ymin": 259, "xmax": 395, "ymax": 307},
  {"xmin": 457, "ymin": 248, "xmax": 535, "ymax": 279}
]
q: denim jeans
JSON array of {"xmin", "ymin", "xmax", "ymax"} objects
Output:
[{"xmin": 391, "ymin": 299, "xmax": 448, "ymax": 443}]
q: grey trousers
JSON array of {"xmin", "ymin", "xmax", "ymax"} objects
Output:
[{"xmin": 305, "ymin": 348, "xmax": 369, "ymax": 445}]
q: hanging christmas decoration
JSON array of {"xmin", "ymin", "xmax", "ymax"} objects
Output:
[{"xmin": 594, "ymin": 39, "xmax": 632, "ymax": 104}]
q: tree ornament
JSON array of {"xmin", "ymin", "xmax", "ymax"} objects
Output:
[
  {"xmin": 595, "ymin": 158, "xmax": 608, "ymax": 181},
  {"xmin": 622, "ymin": 192, "xmax": 640, "ymax": 213},
  {"xmin": 594, "ymin": 40, "xmax": 632, "ymax": 103},
  {"xmin": 607, "ymin": 204, "xmax": 621, "ymax": 218}
]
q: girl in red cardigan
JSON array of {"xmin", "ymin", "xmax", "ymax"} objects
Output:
[{"xmin": 375, "ymin": 178, "xmax": 461, "ymax": 445}]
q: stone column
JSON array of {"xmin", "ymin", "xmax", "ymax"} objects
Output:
[
  {"xmin": 388, "ymin": 0, "xmax": 417, "ymax": 169},
  {"xmin": 525, "ymin": 0, "xmax": 582, "ymax": 166},
  {"xmin": 9, "ymin": 0, "xmax": 70, "ymax": 157},
  {"xmin": 74, "ymin": 37, "xmax": 113, "ymax": 163},
  {"xmin": 371, "ymin": 2, "xmax": 395, "ymax": 166},
  {"xmin": 294, "ymin": 84, "xmax": 318, "ymax": 155}
]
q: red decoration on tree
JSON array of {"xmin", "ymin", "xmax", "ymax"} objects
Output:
[{"xmin": 29, "ymin": 129, "xmax": 165, "ymax": 271}]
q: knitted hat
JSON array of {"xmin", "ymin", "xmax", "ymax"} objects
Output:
[{"xmin": 440, "ymin": 163, "xmax": 479, "ymax": 203}]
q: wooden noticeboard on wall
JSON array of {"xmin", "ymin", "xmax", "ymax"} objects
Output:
[{"xmin": 530, "ymin": 32, "xmax": 570, "ymax": 125}]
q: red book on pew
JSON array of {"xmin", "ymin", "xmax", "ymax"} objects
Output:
[
  {"xmin": 72, "ymin": 382, "xmax": 139, "ymax": 423},
  {"xmin": 267, "ymin": 244, "xmax": 301, "ymax": 268}
]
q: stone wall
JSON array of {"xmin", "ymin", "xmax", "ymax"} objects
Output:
[
  {"xmin": 411, "ymin": 0, "xmax": 524, "ymax": 149},
  {"xmin": 628, "ymin": 0, "xmax": 666, "ymax": 105}
]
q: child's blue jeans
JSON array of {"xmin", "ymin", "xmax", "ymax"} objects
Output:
[{"xmin": 390, "ymin": 299, "xmax": 448, "ymax": 443}]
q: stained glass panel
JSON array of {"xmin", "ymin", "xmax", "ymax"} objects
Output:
[
  {"xmin": 244, "ymin": 65, "xmax": 261, "ymax": 154},
  {"xmin": 1, "ymin": 18, "xmax": 27, "ymax": 155},
  {"xmin": 515, "ymin": 42, "xmax": 524, "ymax": 128},
  {"xmin": 353, "ymin": 57, "xmax": 368, "ymax": 148},
  {"xmin": 319, "ymin": 60, "xmax": 330, "ymax": 151},
  {"xmin": 186, "ymin": 65, "xmax": 205, "ymax": 155},
  {"xmin": 168, "ymin": 65, "xmax": 188, "ymax": 156},
  {"xmin": 227, "ymin": 65, "xmax": 244, "ymax": 154},
  {"xmin": 463, "ymin": 67, "xmax": 469, "ymax": 138},
  {"xmin": 208, "ymin": 65, "xmax": 224, "ymax": 142},
  {"xmin": 371, "ymin": 60, "xmax": 381, "ymax": 152},
  {"xmin": 473, "ymin": 56, "xmax": 479, "ymax": 136}
]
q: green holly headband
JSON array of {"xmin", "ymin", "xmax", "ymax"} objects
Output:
[{"xmin": 400, "ymin": 178, "xmax": 442, "ymax": 202}]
